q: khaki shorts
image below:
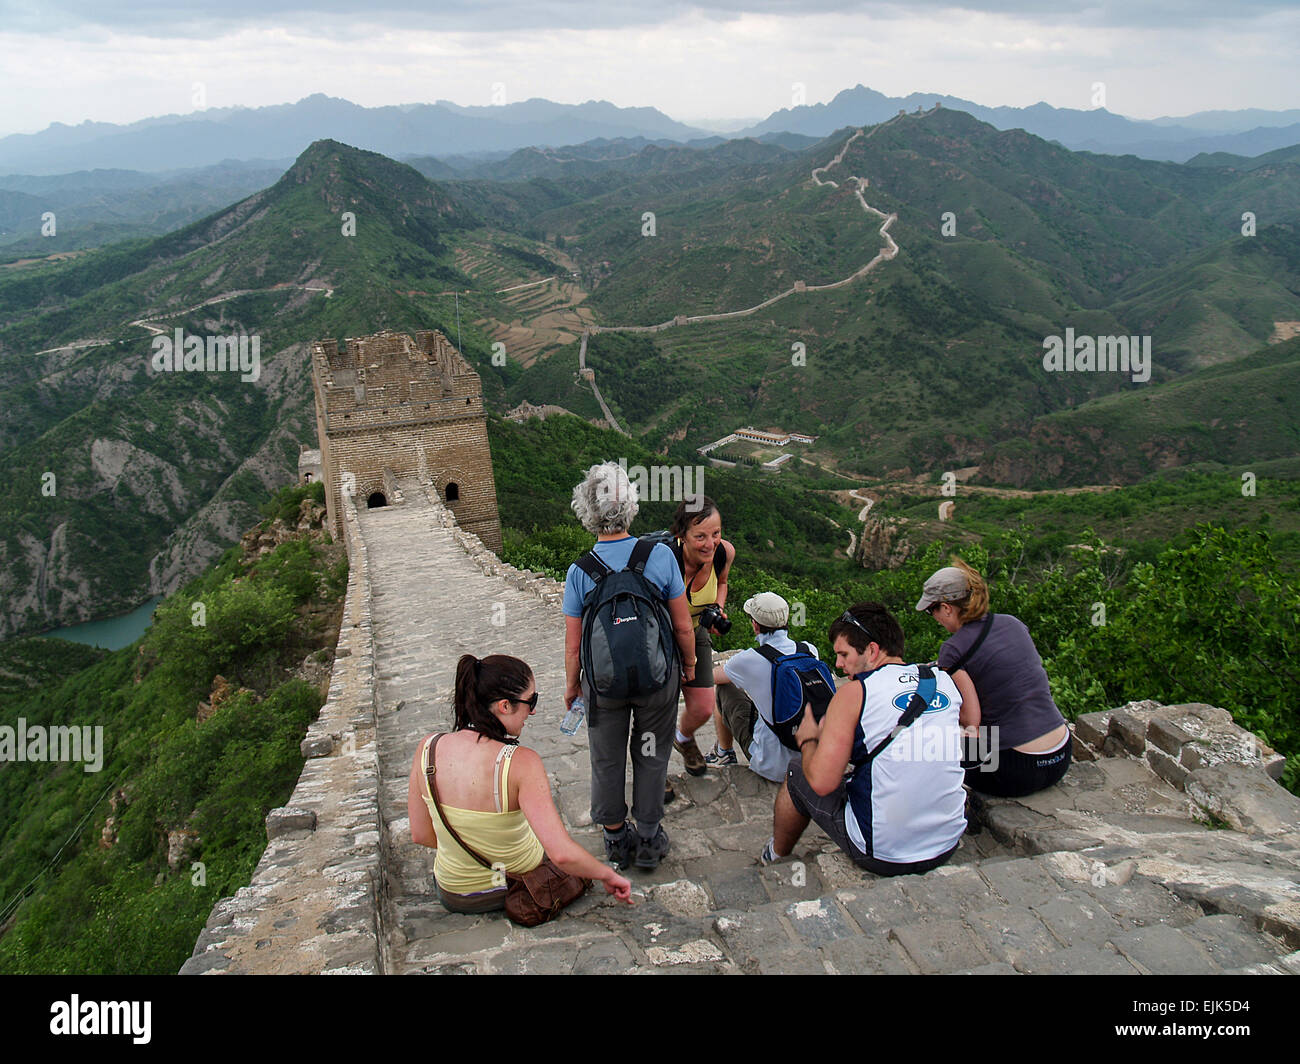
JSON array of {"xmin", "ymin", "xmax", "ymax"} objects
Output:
[
  {"xmin": 716, "ymin": 682, "xmax": 756, "ymax": 754},
  {"xmin": 682, "ymin": 625, "xmax": 714, "ymax": 688}
]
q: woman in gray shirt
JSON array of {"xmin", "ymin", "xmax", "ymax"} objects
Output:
[{"xmin": 917, "ymin": 559, "xmax": 1071, "ymax": 797}]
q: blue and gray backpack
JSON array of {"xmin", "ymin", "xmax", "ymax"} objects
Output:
[
  {"xmin": 575, "ymin": 539, "xmax": 679, "ymax": 714},
  {"xmin": 756, "ymin": 643, "xmax": 838, "ymax": 751}
]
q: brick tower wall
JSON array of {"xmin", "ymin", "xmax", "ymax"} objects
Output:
[{"xmin": 311, "ymin": 330, "xmax": 503, "ymax": 552}]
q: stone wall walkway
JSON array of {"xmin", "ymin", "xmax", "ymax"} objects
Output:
[{"xmin": 361, "ymin": 485, "xmax": 1300, "ymax": 975}]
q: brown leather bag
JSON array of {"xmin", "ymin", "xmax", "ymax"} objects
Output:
[{"xmin": 426, "ymin": 734, "xmax": 588, "ymax": 927}]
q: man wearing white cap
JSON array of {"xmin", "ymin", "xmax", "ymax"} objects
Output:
[{"xmin": 705, "ymin": 591, "xmax": 816, "ymax": 783}]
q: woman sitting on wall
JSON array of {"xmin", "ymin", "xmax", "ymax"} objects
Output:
[
  {"xmin": 917, "ymin": 558, "xmax": 1072, "ymax": 798},
  {"xmin": 408, "ymin": 653, "xmax": 632, "ymax": 913}
]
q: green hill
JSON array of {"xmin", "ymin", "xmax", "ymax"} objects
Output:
[{"xmin": 0, "ymin": 481, "xmax": 346, "ymax": 973}]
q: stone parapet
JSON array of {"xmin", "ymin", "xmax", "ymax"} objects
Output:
[
  {"xmin": 1074, "ymin": 700, "xmax": 1286, "ymax": 792},
  {"xmin": 181, "ymin": 490, "xmax": 385, "ymax": 974},
  {"xmin": 416, "ymin": 479, "xmax": 565, "ymax": 606}
]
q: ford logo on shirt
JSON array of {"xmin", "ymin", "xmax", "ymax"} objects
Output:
[{"xmin": 892, "ymin": 691, "xmax": 950, "ymax": 713}]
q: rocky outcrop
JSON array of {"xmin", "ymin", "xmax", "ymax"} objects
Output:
[{"xmin": 853, "ymin": 515, "xmax": 912, "ymax": 570}]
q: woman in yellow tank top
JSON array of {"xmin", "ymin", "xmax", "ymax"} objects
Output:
[
  {"xmin": 408, "ymin": 653, "xmax": 633, "ymax": 914},
  {"xmin": 669, "ymin": 497, "xmax": 736, "ymax": 780}
]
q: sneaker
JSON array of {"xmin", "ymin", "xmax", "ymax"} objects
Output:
[
  {"xmin": 674, "ymin": 736, "xmax": 707, "ymax": 777},
  {"xmin": 603, "ymin": 823, "xmax": 637, "ymax": 871},
  {"xmin": 704, "ymin": 744, "xmax": 738, "ymax": 767},
  {"xmin": 635, "ymin": 826, "xmax": 671, "ymax": 871},
  {"xmin": 758, "ymin": 838, "xmax": 779, "ymax": 865}
]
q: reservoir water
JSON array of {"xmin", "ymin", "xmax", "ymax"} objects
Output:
[{"xmin": 40, "ymin": 596, "xmax": 163, "ymax": 651}]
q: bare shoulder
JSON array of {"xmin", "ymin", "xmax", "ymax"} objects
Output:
[
  {"xmin": 720, "ymin": 539, "xmax": 736, "ymax": 570},
  {"xmin": 509, "ymin": 744, "xmax": 545, "ymax": 776},
  {"xmin": 411, "ymin": 733, "xmax": 436, "ymax": 767}
]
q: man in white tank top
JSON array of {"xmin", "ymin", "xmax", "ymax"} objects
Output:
[{"xmin": 762, "ymin": 603, "xmax": 968, "ymax": 877}]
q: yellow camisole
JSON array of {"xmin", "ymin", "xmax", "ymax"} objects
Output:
[
  {"xmin": 420, "ymin": 735, "xmax": 545, "ymax": 895},
  {"xmin": 683, "ymin": 542, "xmax": 720, "ymax": 626}
]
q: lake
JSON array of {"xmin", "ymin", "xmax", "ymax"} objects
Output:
[{"xmin": 41, "ymin": 596, "xmax": 163, "ymax": 650}]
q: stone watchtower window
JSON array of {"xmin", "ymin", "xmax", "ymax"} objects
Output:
[
  {"xmin": 367, "ymin": 492, "xmax": 387, "ymax": 509},
  {"xmin": 445, "ymin": 482, "xmax": 460, "ymax": 502}
]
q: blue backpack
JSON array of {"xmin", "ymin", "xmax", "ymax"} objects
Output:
[
  {"xmin": 756, "ymin": 643, "xmax": 838, "ymax": 751},
  {"xmin": 574, "ymin": 539, "xmax": 679, "ymax": 715}
]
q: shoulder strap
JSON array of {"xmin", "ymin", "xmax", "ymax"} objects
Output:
[
  {"xmin": 713, "ymin": 541, "xmax": 728, "ymax": 579},
  {"xmin": 756, "ymin": 643, "xmax": 785, "ymax": 666},
  {"xmin": 948, "ymin": 614, "xmax": 996, "ymax": 674},
  {"xmin": 798, "ymin": 641, "xmax": 815, "ymax": 656},
  {"xmin": 492, "ymin": 745, "xmax": 516, "ymax": 814},
  {"xmin": 574, "ymin": 549, "xmax": 612, "ymax": 584},
  {"xmin": 424, "ymin": 734, "xmax": 497, "ymax": 872},
  {"xmin": 863, "ymin": 665, "xmax": 935, "ymax": 764},
  {"xmin": 628, "ymin": 537, "xmax": 656, "ymax": 574}
]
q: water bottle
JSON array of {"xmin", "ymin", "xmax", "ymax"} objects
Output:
[{"xmin": 560, "ymin": 696, "xmax": 586, "ymax": 735}]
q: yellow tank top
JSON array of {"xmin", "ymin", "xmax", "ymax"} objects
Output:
[
  {"xmin": 421, "ymin": 735, "xmax": 545, "ymax": 895},
  {"xmin": 683, "ymin": 542, "xmax": 720, "ymax": 625}
]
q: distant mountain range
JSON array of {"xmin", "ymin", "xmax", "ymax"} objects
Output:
[
  {"xmin": 739, "ymin": 86, "xmax": 1300, "ymax": 163},
  {"xmin": 3, "ymin": 88, "xmax": 1299, "ymax": 175}
]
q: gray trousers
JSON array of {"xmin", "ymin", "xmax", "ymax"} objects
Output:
[{"xmin": 585, "ymin": 678, "xmax": 681, "ymax": 830}]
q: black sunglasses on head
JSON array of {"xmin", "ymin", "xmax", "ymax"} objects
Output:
[{"xmin": 839, "ymin": 610, "xmax": 876, "ymax": 645}]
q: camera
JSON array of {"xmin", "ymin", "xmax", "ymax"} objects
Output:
[{"xmin": 699, "ymin": 604, "xmax": 731, "ymax": 635}]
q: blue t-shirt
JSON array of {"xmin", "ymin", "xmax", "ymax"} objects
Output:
[{"xmin": 562, "ymin": 536, "xmax": 685, "ymax": 617}]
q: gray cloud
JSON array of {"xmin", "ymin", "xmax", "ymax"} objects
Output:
[{"xmin": 7, "ymin": 0, "xmax": 1298, "ymax": 35}]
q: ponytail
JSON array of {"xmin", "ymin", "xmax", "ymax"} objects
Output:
[
  {"xmin": 949, "ymin": 557, "xmax": 989, "ymax": 624},
  {"xmin": 453, "ymin": 654, "xmax": 533, "ymax": 743}
]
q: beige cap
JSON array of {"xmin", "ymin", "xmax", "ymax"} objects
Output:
[
  {"xmin": 743, "ymin": 592, "xmax": 790, "ymax": 628},
  {"xmin": 916, "ymin": 566, "xmax": 970, "ymax": 611}
]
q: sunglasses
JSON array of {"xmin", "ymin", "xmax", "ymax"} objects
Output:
[
  {"xmin": 839, "ymin": 610, "xmax": 876, "ymax": 645},
  {"xmin": 510, "ymin": 691, "xmax": 539, "ymax": 713}
]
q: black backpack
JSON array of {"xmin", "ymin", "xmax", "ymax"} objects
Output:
[
  {"xmin": 575, "ymin": 539, "xmax": 679, "ymax": 713},
  {"xmin": 756, "ymin": 643, "xmax": 838, "ymax": 751}
]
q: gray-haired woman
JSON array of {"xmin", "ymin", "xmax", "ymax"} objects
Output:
[{"xmin": 562, "ymin": 462, "xmax": 696, "ymax": 872}]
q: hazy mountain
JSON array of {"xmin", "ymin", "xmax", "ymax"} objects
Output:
[
  {"xmin": 0, "ymin": 160, "xmax": 287, "ymax": 255},
  {"xmin": 738, "ymin": 86, "xmax": 1300, "ymax": 163},
  {"xmin": 0, "ymin": 94, "xmax": 711, "ymax": 175}
]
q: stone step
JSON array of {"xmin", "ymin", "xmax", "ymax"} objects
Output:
[{"xmin": 390, "ymin": 846, "xmax": 1298, "ymax": 975}]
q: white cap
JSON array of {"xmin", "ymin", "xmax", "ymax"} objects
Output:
[{"xmin": 743, "ymin": 592, "xmax": 789, "ymax": 628}]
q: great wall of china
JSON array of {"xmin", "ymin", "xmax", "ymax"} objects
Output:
[
  {"xmin": 176, "ymin": 114, "xmax": 1300, "ymax": 976},
  {"xmin": 180, "ymin": 469, "xmax": 1300, "ymax": 975}
]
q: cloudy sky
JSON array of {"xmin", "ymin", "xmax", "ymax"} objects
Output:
[{"xmin": 2, "ymin": 1, "xmax": 1297, "ymax": 137}]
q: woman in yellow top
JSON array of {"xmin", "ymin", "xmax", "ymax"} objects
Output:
[
  {"xmin": 408, "ymin": 653, "xmax": 633, "ymax": 914},
  {"xmin": 668, "ymin": 497, "xmax": 737, "ymax": 778}
]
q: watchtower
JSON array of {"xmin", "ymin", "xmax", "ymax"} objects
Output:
[{"xmin": 310, "ymin": 329, "xmax": 502, "ymax": 551}]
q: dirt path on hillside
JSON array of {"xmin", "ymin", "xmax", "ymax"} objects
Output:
[{"xmin": 129, "ymin": 283, "xmax": 334, "ymax": 335}]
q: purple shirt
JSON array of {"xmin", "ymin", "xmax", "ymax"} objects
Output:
[{"xmin": 937, "ymin": 613, "xmax": 1064, "ymax": 749}]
